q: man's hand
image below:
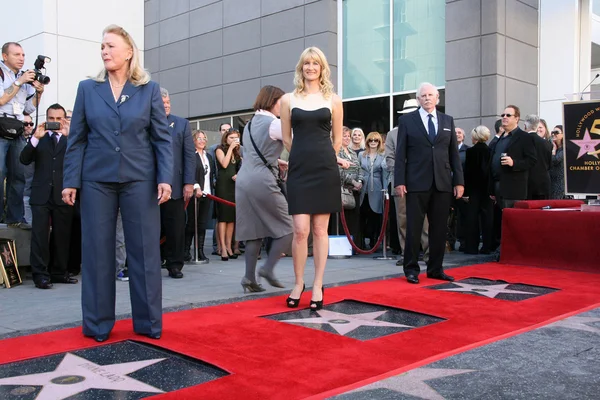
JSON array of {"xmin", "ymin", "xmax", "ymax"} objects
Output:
[
  {"xmin": 501, "ymin": 155, "xmax": 514, "ymax": 167},
  {"xmin": 31, "ymin": 81, "xmax": 44, "ymax": 94},
  {"xmin": 18, "ymin": 70, "xmax": 36, "ymax": 85},
  {"xmin": 195, "ymin": 188, "xmax": 203, "ymax": 198},
  {"xmin": 62, "ymin": 188, "xmax": 77, "ymax": 206},
  {"xmin": 33, "ymin": 123, "xmax": 46, "ymax": 139},
  {"xmin": 183, "ymin": 184, "xmax": 194, "ymax": 202},
  {"xmin": 490, "ymin": 195, "xmax": 496, "ymax": 203},
  {"xmin": 59, "ymin": 117, "xmax": 70, "ymax": 137},
  {"xmin": 157, "ymin": 183, "xmax": 172, "ymax": 205},
  {"xmin": 454, "ymin": 185, "xmax": 464, "ymax": 199},
  {"xmin": 395, "ymin": 185, "xmax": 407, "ymax": 198}
]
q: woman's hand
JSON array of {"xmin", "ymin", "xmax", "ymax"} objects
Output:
[
  {"xmin": 157, "ymin": 183, "xmax": 172, "ymax": 205},
  {"xmin": 232, "ymin": 174, "xmax": 237, "ymax": 182},
  {"xmin": 277, "ymin": 159, "xmax": 289, "ymax": 171},
  {"xmin": 352, "ymin": 180, "xmax": 362, "ymax": 191},
  {"xmin": 62, "ymin": 188, "xmax": 77, "ymax": 206},
  {"xmin": 337, "ymin": 157, "xmax": 350, "ymax": 169}
]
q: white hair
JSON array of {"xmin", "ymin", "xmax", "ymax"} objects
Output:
[
  {"xmin": 160, "ymin": 87, "xmax": 169, "ymax": 98},
  {"xmin": 416, "ymin": 82, "xmax": 440, "ymax": 105}
]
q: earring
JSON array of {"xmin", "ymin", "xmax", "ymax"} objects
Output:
[{"xmin": 125, "ymin": 58, "xmax": 130, "ymax": 61}]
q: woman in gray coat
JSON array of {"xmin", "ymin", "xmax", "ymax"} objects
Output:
[
  {"xmin": 236, "ymin": 86, "xmax": 293, "ymax": 292},
  {"xmin": 359, "ymin": 131, "xmax": 389, "ymax": 249}
]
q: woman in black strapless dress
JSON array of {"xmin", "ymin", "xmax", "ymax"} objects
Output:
[{"xmin": 281, "ymin": 46, "xmax": 348, "ymax": 311}]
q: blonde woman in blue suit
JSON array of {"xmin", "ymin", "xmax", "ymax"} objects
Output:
[{"xmin": 62, "ymin": 25, "xmax": 173, "ymax": 343}]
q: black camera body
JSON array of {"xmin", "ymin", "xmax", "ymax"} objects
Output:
[
  {"xmin": 32, "ymin": 55, "xmax": 51, "ymax": 85},
  {"xmin": 45, "ymin": 121, "xmax": 60, "ymax": 131}
]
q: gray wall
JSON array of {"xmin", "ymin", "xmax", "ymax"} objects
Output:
[
  {"xmin": 144, "ymin": 0, "xmax": 338, "ymax": 119},
  {"xmin": 445, "ymin": 0, "xmax": 539, "ymax": 136}
]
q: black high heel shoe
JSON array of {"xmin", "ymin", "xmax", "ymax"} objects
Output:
[
  {"xmin": 227, "ymin": 249, "xmax": 238, "ymax": 259},
  {"xmin": 258, "ymin": 267, "xmax": 285, "ymax": 288},
  {"xmin": 310, "ymin": 287, "xmax": 325, "ymax": 311},
  {"xmin": 286, "ymin": 283, "xmax": 305, "ymax": 308},
  {"xmin": 241, "ymin": 277, "xmax": 266, "ymax": 293},
  {"xmin": 220, "ymin": 250, "xmax": 229, "ymax": 261}
]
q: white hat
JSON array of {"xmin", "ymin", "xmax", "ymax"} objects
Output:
[{"xmin": 397, "ymin": 98, "xmax": 419, "ymax": 114}]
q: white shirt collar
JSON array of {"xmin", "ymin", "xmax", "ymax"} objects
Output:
[
  {"xmin": 419, "ymin": 107, "xmax": 437, "ymax": 119},
  {"xmin": 256, "ymin": 109, "xmax": 276, "ymax": 118}
]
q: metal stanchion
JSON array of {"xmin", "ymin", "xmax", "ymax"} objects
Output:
[
  {"xmin": 374, "ymin": 189, "xmax": 395, "ymax": 260},
  {"xmin": 188, "ymin": 193, "xmax": 208, "ymax": 265}
]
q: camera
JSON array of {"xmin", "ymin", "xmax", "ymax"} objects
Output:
[
  {"xmin": 32, "ymin": 55, "xmax": 51, "ymax": 85},
  {"xmin": 45, "ymin": 121, "xmax": 61, "ymax": 131}
]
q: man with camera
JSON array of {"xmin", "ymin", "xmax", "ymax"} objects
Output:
[
  {"xmin": 20, "ymin": 103, "xmax": 76, "ymax": 289},
  {"xmin": 0, "ymin": 42, "xmax": 47, "ymax": 228}
]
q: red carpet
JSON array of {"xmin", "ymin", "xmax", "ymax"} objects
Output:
[{"xmin": 2, "ymin": 263, "xmax": 600, "ymax": 399}]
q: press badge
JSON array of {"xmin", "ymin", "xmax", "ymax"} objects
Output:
[{"xmin": 12, "ymin": 102, "xmax": 24, "ymax": 116}]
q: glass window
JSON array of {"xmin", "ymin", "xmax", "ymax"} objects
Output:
[
  {"xmin": 343, "ymin": 96, "xmax": 391, "ymax": 134},
  {"xmin": 392, "ymin": 0, "xmax": 445, "ymax": 92},
  {"xmin": 342, "ymin": 0, "xmax": 391, "ymax": 99},
  {"xmin": 594, "ymin": 0, "xmax": 600, "ymax": 16}
]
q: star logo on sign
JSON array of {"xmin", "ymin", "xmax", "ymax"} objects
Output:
[
  {"xmin": 547, "ymin": 316, "xmax": 600, "ymax": 334},
  {"xmin": 284, "ymin": 309, "xmax": 412, "ymax": 336},
  {"xmin": 570, "ymin": 128, "xmax": 600, "ymax": 159},
  {"xmin": 351, "ymin": 367, "xmax": 476, "ymax": 400},
  {"xmin": 0, "ymin": 353, "xmax": 165, "ymax": 400},
  {"xmin": 438, "ymin": 282, "xmax": 537, "ymax": 299}
]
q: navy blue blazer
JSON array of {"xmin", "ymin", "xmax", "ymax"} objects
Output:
[
  {"xmin": 394, "ymin": 109, "xmax": 464, "ymax": 193},
  {"xmin": 63, "ymin": 79, "xmax": 173, "ymax": 189},
  {"xmin": 167, "ymin": 114, "xmax": 196, "ymax": 199}
]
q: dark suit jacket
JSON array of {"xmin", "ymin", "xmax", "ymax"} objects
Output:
[
  {"xmin": 489, "ymin": 135, "xmax": 500, "ymax": 151},
  {"xmin": 63, "ymin": 79, "xmax": 173, "ymax": 189},
  {"xmin": 394, "ymin": 109, "xmax": 464, "ymax": 192},
  {"xmin": 458, "ymin": 143, "xmax": 469, "ymax": 170},
  {"xmin": 20, "ymin": 133, "xmax": 67, "ymax": 206},
  {"xmin": 488, "ymin": 127, "xmax": 537, "ymax": 199},
  {"xmin": 527, "ymin": 131, "xmax": 552, "ymax": 198},
  {"xmin": 195, "ymin": 152, "xmax": 216, "ymax": 193},
  {"xmin": 464, "ymin": 142, "xmax": 490, "ymax": 197},
  {"xmin": 167, "ymin": 114, "xmax": 196, "ymax": 199}
]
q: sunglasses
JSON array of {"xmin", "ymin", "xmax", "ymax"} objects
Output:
[
  {"xmin": 367, "ymin": 139, "xmax": 380, "ymax": 143},
  {"xmin": 23, "ymin": 122, "xmax": 34, "ymax": 127},
  {"xmin": 551, "ymin": 130, "xmax": 562, "ymax": 135},
  {"xmin": 500, "ymin": 113, "xmax": 514, "ymax": 118}
]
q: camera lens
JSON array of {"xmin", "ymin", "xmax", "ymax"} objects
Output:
[{"xmin": 35, "ymin": 72, "xmax": 50, "ymax": 85}]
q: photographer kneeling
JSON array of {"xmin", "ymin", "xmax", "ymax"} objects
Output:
[{"xmin": 0, "ymin": 42, "xmax": 47, "ymax": 228}]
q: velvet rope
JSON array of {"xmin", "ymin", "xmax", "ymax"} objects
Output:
[{"xmin": 339, "ymin": 195, "xmax": 390, "ymax": 255}]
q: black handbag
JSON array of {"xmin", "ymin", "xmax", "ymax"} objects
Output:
[
  {"xmin": 246, "ymin": 120, "xmax": 287, "ymax": 198},
  {"xmin": 0, "ymin": 113, "xmax": 24, "ymax": 140}
]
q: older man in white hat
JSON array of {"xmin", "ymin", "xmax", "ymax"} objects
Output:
[{"xmin": 384, "ymin": 99, "xmax": 429, "ymax": 265}]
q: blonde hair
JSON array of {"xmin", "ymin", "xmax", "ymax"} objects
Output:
[
  {"xmin": 93, "ymin": 24, "xmax": 150, "ymax": 86},
  {"xmin": 364, "ymin": 131, "xmax": 384, "ymax": 154},
  {"xmin": 471, "ymin": 125, "xmax": 491, "ymax": 143},
  {"xmin": 293, "ymin": 47, "xmax": 334, "ymax": 99},
  {"xmin": 351, "ymin": 128, "xmax": 366, "ymax": 149}
]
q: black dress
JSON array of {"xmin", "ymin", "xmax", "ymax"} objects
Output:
[{"xmin": 287, "ymin": 95, "xmax": 341, "ymax": 215}]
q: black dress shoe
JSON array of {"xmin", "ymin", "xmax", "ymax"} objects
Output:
[
  {"xmin": 395, "ymin": 257, "xmax": 404, "ymax": 266},
  {"xmin": 52, "ymin": 276, "xmax": 79, "ymax": 284},
  {"xmin": 406, "ymin": 274, "xmax": 419, "ymax": 284},
  {"xmin": 35, "ymin": 279, "xmax": 53, "ymax": 289},
  {"xmin": 168, "ymin": 269, "xmax": 183, "ymax": 279},
  {"xmin": 144, "ymin": 332, "xmax": 161, "ymax": 340},
  {"xmin": 427, "ymin": 272, "xmax": 455, "ymax": 282},
  {"xmin": 94, "ymin": 334, "xmax": 109, "ymax": 342}
]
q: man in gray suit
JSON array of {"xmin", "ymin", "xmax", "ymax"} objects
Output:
[{"xmin": 385, "ymin": 99, "xmax": 429, "ymax": 266}]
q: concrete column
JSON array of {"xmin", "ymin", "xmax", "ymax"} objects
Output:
[{"xmin": 445, "ymin": 0, "xmax": 539, "ymax": 139}]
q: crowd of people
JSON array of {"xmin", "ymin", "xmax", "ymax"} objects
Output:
[{"xmin": 0, "ymin": 24, "xmax": 568, "ymax": 341}]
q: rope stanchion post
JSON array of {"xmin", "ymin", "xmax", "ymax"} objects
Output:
[
  {"xmin": 374, "ymin": 189, "xmax": 395, "ymax": 260},
  {"xmin": 193, "ymin": 195, "xmax": 200, "ymax": 262}
]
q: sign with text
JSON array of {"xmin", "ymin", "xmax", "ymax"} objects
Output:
[{"xmin": 563, "ymin": 101, "xmax": 600, "ymax": 195}]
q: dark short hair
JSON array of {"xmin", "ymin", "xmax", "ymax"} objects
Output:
[
  {"xmin": 253, "ymin": 85, "xmax": 285, "ymax": 112},
  {"xmin": 219, "ymin": 122, "xmax": 231, "ymax": 131},
  {"xmin": 505, "ymin": 104, "xmax": 521, "ymax": 119},
  {"xmin": 494, "ymin": 119, "xmax": 502, "ymax": 134},
  {"xmin": 1, "ymin": 42, "xmax": 21, "ymax": 55},
  {"xmin": 46, "ymin": 103, "xmax": 66, "ymax": 117},
  {"xmin": 554, "ymin": 124, "xmax": 563, "ymax": 131}
]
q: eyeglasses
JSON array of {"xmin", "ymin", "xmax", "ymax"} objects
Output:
[
  {"xmin": 551, "ymin": 130, "xmax": 562, "ymax": 135},
  {"xmin": 227, "ymin": 128, "xmax": 239, "ymax": 133},
  {"xmin": 500, "ymin": 113, "xmax": 514, "ymax": 118},
  {"xmin": 196, "ymin": 137, "xmax": 207, "ymax": 141},
  {"xmin": 23, "ymin": 122, "xmax": 34, "ymax": 127},
  {"xmin": 367, "ymin": 139, "xmax": 380, "ymax": 143}
]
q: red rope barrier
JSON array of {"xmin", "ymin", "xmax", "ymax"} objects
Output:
[{"xmin": 339, "ymin": 195, "xmax": 390, "ymax": 255}]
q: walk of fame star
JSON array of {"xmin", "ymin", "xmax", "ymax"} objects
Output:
[
  {"xmin": 0, "ymin": 353, "xmax": 165, "ymax": 400},
  {"xmin": 284, "ymin": 309, "xmax": 413, "ymax": 336},
  {"xmin": 348, "ymin": 367, "xmax": 476, "ymax": 400},
  {"xmin": 436, "ymin": 282, "xmax": 538, "ymax": 299},
  {"xmin": 570, "ymin": 128, "xmax": 600, "ymax": 159},
  {"xmin": 546, "ymin": 316, "xmax": 600, "ymax": 334},
  {"xmin": 1, "ymin": 247, "xmax": 11, "ymax": 264}
]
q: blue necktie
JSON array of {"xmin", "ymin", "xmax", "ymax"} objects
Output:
[{"xmin": 427, "ymin": 114, "xmax": 436, "ymax": 142}]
